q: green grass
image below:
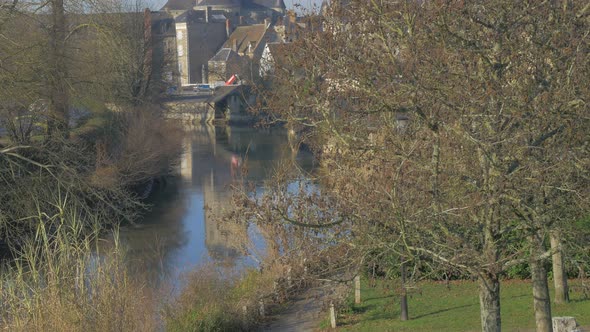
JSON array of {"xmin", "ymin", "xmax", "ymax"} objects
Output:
[{"xmin": 332, "ymin": 278, "xmax": 590, "ymax": 332}]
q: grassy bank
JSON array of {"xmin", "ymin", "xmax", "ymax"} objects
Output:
[
  {"xmin": 164, "ymin": 262, "xmax": 299, "ymax": 331},
  {"xmin": 331, "ymin": 278, "xmax": 590, "ymax": 331}
]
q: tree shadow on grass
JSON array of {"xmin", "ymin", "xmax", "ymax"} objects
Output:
[
  {"xmin": 365, "ymin": 294, "xmax": 396, "ymax": 302},
  {"xmin": 366, "ymin": 310, "xmax": 397, "ymax": 322},
  {"xmin": 412, "ymin": 303, "xmax": 478, "ymax": 319},
  {"xmin": 352, "ymin": 303, "xmax": 378, "ymax": 314},
  {"xmin": 569, "ymin": 297, "xmax": 590, "ymax": 304},
  {"xmin": 504, "ymin": 294, "xmax": 528, "ymax": 300}
]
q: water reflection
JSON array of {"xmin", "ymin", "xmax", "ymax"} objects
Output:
[{"xmin": 115, "ymin": 124, "xmax": 314, "ymax": 287}]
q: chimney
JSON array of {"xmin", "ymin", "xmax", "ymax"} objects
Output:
[
  {"xmin": 232, "ymin": 39, "xmax": 238, "ymax": 52},
  {"xmin": 226, "ymin": 19, "xmax": 231, "ymax": 37},
  {"xmin": 239, "ymin": 16, "xmax": 244, "ymax": 26},
  {"xmin": 206, "ymin": 6, "xmax": 211, "ymax": 23},
  {"xmin": 288, "ymin": 10, "xmax": 296, "ymax": 25}
]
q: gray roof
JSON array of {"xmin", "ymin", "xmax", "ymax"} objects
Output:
[
  {"xmin": 208, "ymin": 85, "xmax": 242, "ymax": 103},
  {"xmin": 209, "ymin": 48, "xmax": 238, "ymax": 62},
  {"xmin": 222, "ymin": 24, "xmax": 266, "ymax": 54},
  {"xmin": 163, "ymin": 0, "xmax": 285, "ymax": 12},
  {"xmin": 195, "ymin": 0, "xmax": 241, "ymax": 7},
  {"xmin": 173, "ymin": 9, "xmax": 227, "ymax": 23},
  {"xmin": 161, "ymin": 0, "xmax": 194, "ymax": 11},
  {"xmin": 248, "ymin": 0, "xmax": 285, "ymax": 9}
]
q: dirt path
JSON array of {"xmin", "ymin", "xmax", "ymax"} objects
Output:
[{"xmin": 258, "ymin": 282, "xmax": 348, "ymax": 332}]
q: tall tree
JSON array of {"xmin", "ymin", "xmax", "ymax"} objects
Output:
[
  {"xmin": 47, "ymin": 0, "xmax": 69, "ymax": 139},
  {"xmin": 259, "ymin": 1, "xmax": 590, "ymax": 332}
]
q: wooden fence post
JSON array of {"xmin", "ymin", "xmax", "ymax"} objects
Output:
[
  {"xmin": 259, "ymin": 300, "xmax": 265, "ymax": 318},
  {"xmin": 330, "ymin": 302, "xmax": 336, "ymax": 328},
  {"xmin": 355, "ymin": 275, "xmax": 361, "ymax": 304},
  {"xmin": 242, "ymin": 305, "xmax": 249, "ymax": 328}
]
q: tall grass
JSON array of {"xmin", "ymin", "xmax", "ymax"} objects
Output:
[
  {"xmin": 163, "ymin": 263, "xmax": 290, "ymax": 332},
  {"xmin": 163, "ymin": 261, "xmax": 321, "ymax": 331},
  {"xmin": 0, "ymin": 219, "xmax": 158, "ymax": 331}
]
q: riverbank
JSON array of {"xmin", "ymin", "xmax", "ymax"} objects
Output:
[
  {"xmin": 0, "ymin": 104, "xmax": 183, "ymax": 249},
  {"xmin": 1, "ymin": 120, "xmax": 321, "ymax": 331},
  {"xmin": 164, "ymin": 250, "xmax": 351, "ymax": 331},
  {"xmin": 0, "ymin": 104, "xmax": 183, "ymax": 330}
]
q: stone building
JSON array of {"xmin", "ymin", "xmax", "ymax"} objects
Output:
[
  {"xmin": 208, "ymin": 48, "xmax": 243, "ymax": 83},
  {"xmin": 150, "ymin": 11, "xmax": 178, "ymax": 89},
  {"xmin": 163, "ymin": 0, "xmax": 286, "ymax": 24},
  {"xmin": 173, "ymin": 10, "xmax": 228, "ymax": 85},
  {"xmin": 154, "ymin": 0, "xmax": 289, "ymax": 87}
]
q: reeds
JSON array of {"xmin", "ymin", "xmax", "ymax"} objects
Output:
[{"xmin": 0, "ymin": 219, "xmax": 158, "ymax": 332}]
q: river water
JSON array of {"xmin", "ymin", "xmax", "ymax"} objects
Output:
[{"xmin": 113, "ymin": 125, "xmax": 314, "ymax": 288}]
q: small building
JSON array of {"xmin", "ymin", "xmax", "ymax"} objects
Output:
[
  {"xmin": 221, "ymin": 23, "xmax": 283, "ymax": 82},
  {"xmin": 208, "ymin": 48, "xmax": 244, "ymax": 82}
]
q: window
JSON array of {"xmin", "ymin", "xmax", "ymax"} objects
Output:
[{"xmin": 178, "ymin": 45, "xmax": 184, "ymax": 57}]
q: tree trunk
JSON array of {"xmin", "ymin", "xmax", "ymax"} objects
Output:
[
  {"xmin": 479, "ymin": 272, "xmax": 501, "ymax": 332},
  {"xmin": 47, "ymin": 0, "xmax": 69, "ymax": 139},
  {"xmin": 550, "ymin": 230, "xmax": 569, "ymax": 303},
  {"xmin": 531, "ymin": 233, "xmax": 553, "ymax": 332},
  {"xmin": 400, "ymin": 257, "xmax": 408, "ymax": 321}
]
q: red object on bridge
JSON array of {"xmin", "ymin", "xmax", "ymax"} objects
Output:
[{"xmin": 225, "ymin": 74, "xmax": 238, "ymax": 85}]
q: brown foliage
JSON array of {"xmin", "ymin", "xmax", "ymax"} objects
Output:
[
  {"xmin": 90, "ymin": 106, "xmax": 183, "ymax": 190},
  {"xmin": 256, "ymin": 1, "xmax": 590, "ymax": 330}
]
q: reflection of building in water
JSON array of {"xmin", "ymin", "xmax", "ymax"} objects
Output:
[
  {"xmin": 107, "ymin": 124, "xmax": 316, "ymax": 288},
  {"xmin": 184, "ymin": 124, "xmax": 245, "ymax": 262},
  {"xmin": 180, "ymin": 137, "xmax": 192, "ymax": 182},
  {"xmin": 185, "ymin": 124, "xmax": 307, "ymax": 263},
  {"xmin": 203, "ymin": 168, "xmax": 244, "ymax": 262}
]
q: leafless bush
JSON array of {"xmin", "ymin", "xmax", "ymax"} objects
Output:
[{"xmin": 90, "ymin": 106, "xmax": 183, "ymax": 190}]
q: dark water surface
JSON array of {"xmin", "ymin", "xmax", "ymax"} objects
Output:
[{"xmin": 113, "ymin": 125, "xmax": 314, "ymax": 288}]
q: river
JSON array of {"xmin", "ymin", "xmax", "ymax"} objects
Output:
[{"xmin": 112, "ymin": 124, "xmax": 315, "ymax": 289}]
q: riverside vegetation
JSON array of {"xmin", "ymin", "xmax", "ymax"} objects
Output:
[
  {"xmin": 0, "ymin": 0, "xmax": 184, "ymax": 330},
  {"xmin": 0, "ymin": 0, "xmax": 330, "ymax": 330},
  {"xmin": 0, "ymin": 106, "xmax": 183, "ymax": 330},
  {"xmin": 1, "ymin": 1, "xmax": 590, "ymax": 332},
  {"xmin": 252, "ymin": 1, "xmax": 590, "ymax": 332}
]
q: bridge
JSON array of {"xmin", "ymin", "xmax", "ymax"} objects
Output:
[{"xmin": 162, "ymin": 85, "xmax": 255, "ymax": 124}]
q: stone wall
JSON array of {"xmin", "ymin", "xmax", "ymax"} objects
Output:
[{"xmin": 163, "ymin": 101, "xmax": 214, "ymax": 124}]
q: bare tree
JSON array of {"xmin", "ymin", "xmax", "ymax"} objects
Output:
[{"xmin": 256, "ymin": 1, "xmax": 590, "ymax": 332}]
